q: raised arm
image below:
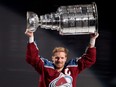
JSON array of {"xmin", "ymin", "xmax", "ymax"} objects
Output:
[
  {"xmin": 25, "ymin": 29, "xmax": 34, "ymax": 43},
  {"xmin": 25, "ymin": 29, "xmax": 44, "ymax": 74},
  {"xmin": 88, "ymin": 32, "xmax": 99, "ymax": 48},
  {"xmin": 76, "ymin": 32, "xmax": 99, "ymax": 73}
]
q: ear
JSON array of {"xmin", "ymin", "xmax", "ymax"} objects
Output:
[{"xmin": 65, "ymin": 57, "xmax": 67, "ymax": 62}]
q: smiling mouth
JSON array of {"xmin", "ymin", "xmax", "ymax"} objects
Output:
[{"xmin": 56, "ymin": 62, "xmax": 62, "ymax": 65}]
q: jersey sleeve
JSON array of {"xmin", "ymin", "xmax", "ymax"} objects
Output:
[
  {"xmin": 77, "ymin": 47, "xmax": 96, "ymax": 73},
  {"xmin": 25, "ymin": 42, "xmax": 44, "ymax": 74}
]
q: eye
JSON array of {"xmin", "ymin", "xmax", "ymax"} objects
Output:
[
  {"xmin": 61, "ymin": 57, "xmax": 64, "ymax": 59},
  {"xmin": 55, "ymin": 57, "xmax": 60, "ymax": 59}
]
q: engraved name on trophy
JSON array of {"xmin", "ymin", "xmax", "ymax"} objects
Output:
[{"xmin": 27, "ymin": 2, "xmax": 98, "ymax": 35}]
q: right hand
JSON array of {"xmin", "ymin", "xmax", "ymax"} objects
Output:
[{"xmin": 25, "ymin": 29, "xmax": 34, "ymax": 37}]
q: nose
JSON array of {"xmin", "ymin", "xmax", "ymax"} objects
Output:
[
  {"xmin": 57, "ymin": 57, "xmax": 61, "ymax": 60},
  {"xmin": 56, "ymin": 57, "xmax": 62, "ymax": 62}
]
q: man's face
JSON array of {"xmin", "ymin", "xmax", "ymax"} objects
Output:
[{"xmin": 52, "ymin": 52, "xmax": 67, "ymax": 69}]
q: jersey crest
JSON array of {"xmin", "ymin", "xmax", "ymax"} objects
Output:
[{"xmin": 49, "ymin": 68, "xmax": 73, "ymax": 87}]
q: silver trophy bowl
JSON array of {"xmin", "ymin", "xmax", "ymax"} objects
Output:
[{"xmin": 27, "ymin": 11, "xmax": 39, "ymax": 32}]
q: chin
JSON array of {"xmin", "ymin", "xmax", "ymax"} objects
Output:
[{"xmin": 56, "ymin": 65, "xmax": 63, "ymax": 69}]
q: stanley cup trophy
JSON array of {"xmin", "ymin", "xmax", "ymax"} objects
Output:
[{"xmin": 27, "ymin": 2, "xmax": 98, "ymax": 35}]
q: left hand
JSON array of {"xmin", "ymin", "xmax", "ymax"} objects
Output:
[{"xmin": 90, "ymin": 32, "xmax": 99, "ymax": 39}]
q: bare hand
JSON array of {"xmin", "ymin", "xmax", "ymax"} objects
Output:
[
  {"xmin": 25, "ymin": 29, "xmax": 34, "ymax": 37},
  {"xmin": 90, "ymin": 32, "xmax": 99, "ymax": 39}
]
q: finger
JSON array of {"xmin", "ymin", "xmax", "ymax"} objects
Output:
[{"xmin": 25, "ymin": 29, "xmax": 31, "ymax": 34}]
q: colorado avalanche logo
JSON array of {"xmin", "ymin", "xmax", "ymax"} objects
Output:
[{"xmin": 49, "ymin": 73, "xmax": 73, "ymax": 87}]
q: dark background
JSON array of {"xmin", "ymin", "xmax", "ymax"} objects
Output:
[{"xmin": 0, "ymin": 0, "xmax": 115, "ymax": 87}]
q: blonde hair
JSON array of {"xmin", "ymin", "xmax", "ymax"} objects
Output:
[{"xmin": 52, "ymin": 47, "xmax": 69, "ymax": 57}]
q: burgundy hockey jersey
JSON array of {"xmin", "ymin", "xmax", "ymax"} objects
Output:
[{"xmin": 26, "ymin": 42, "xmax": 96, "ymax": 87}]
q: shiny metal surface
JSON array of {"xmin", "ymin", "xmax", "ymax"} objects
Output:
[{"xmin": 27, "ymin": 2, "xmax": 98, "ymax": 35}]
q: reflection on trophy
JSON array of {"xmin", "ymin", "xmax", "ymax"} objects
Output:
[{"xmin": 27, "ymin": 2, "xmax": 98, "ymax": 35}]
